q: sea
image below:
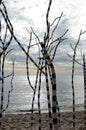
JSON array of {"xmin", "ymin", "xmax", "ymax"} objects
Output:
[{"xmin": 0, "ymin": 74, "xmax": 84, "ymax": 113}]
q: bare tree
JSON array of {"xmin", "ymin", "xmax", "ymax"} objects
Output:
[
  {"xmin": 0, "ymin": 13, "xmax": 15, "ymax": 127},
  {"xmin": 0, "ymin": 1, "xmax": 68, "ymax": 130},
  {"xmin": 68, "ymin": 30, "xmax": 86, "ymax": 130},
  {"xmin": 71, "ymin": 31, "xmax": 83, "ymax": 129},
  {"xmin": 25, "ymin": 0, "xmax": 68, "ymax": 129}
]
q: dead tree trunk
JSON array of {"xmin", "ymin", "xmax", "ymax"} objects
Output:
[
  {"xmin": 83, "ymin": 54, "xmax": 86, "ymax": 127},
  {"xmin": 41, "ymin": 42, "xmax": 58, "ymax": 130}
]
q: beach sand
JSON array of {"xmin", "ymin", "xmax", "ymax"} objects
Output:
[{"xmin": 0, "ymin": 111, "xmax": 85, "ymax": 130}]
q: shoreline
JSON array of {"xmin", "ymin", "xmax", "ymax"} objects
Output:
[
  {"xmin": 5, "ymin": 103, "xmax": 84, "ymax": 114},
  {"xmin": 0, "ymin": 111, "xmax": 85, "ymax": 130}
]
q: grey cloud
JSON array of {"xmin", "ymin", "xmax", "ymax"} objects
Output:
[
  {"xmin": 2, "ymin": 1, "xmax": 86, "ymax": 68},
  {"xmin": 4, "ymin": 1, "xmax": 34, "ymax": 26}
]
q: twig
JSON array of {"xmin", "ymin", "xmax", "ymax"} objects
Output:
[
  {"xmin": 30, "ymin": 27, "xmax": 40, "ymax": 43},
  {"xmin": 67, "ymin": 53, "xmax": 83, "ymax": 66},
  {"xmin": 48, "ymin": 29, "xmax": 68, "ymax": 52},
  {"xmin": 49, "ymin": 12, "xmax": 63, "ymax": 40}
]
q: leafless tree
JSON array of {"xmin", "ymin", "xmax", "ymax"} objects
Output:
[
  {"xmin": 25, "ymin": 0, "xmax": 68, "ymax": 129},
  {"xmin": 0, "ymin": 1, "xmax": 68, "ymax": 130},
  {"xmin": 0, "ymin": 11, "xmax": 15, "ymax": 127},
  {"xmin": 68, "ymin": 30, "xmax": 86, "ymax": 130}
]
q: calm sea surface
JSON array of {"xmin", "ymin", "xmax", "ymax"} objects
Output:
[{"xmin": 1, "ymin": 74, "xmax": 84, "ymax": 113}]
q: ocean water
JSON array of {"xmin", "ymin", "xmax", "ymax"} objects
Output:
[{"xmin": 1, "ymin": 74, "xmax": 84, "ymax": 113}]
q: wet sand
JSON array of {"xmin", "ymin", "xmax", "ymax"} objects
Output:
[{"xmin": 0, "ymin": 111, "xmax": 86, "ymax": 130}]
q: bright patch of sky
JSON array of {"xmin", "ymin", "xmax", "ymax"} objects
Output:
[{"xmin": 4, "ymin": 0, "xmax": 86, "ymax": 39}]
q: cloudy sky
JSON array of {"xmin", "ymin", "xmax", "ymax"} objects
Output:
[{"xmin": 1, "ymin": 0, "xmax": 86, "ymax": 75}]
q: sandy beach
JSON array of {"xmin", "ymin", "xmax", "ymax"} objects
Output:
[{"xmin": 0, "ymin": 111, "xmax": 86, "ymax": 130}]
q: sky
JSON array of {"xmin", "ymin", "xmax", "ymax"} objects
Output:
[{"xmin": 1, "ymin": 0, "xmax": 86, "ymax": 75}]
